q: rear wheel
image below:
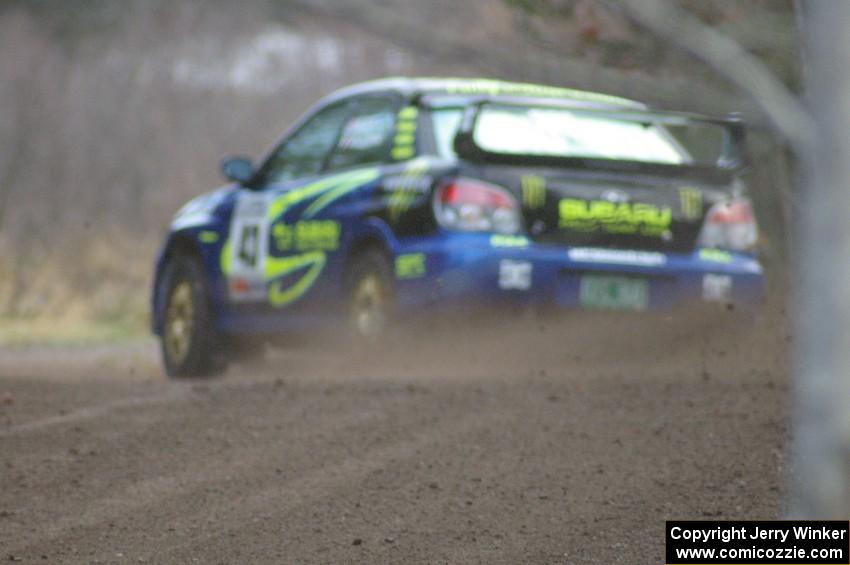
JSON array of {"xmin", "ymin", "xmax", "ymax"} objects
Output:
[
  {"xmin": 346, "ymin": 249, "xmax": 394, "ymax": 340},
  {"xmin": 160, "ymin": 255, "xmax": 226, "ymax": 378}
]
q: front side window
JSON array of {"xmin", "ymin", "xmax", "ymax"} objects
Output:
[
  {"xmin": 263, "ymin": 102, "xmax": 351, "ymax": 184},
  {"xmin": 326, "ymin": 97, "xmax": 397, "ymax": 171}
]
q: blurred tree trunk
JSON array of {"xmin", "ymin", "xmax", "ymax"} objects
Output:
[
  {"xmin": 791, "ymin": 1, "xmax": 850, "ymax": 518},
  {"xmin": 593, "ymin": 0, "xmax": 850, "ymax": 518}
]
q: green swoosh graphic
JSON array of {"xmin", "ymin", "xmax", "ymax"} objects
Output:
[
  {"xmin": 302, "ymin": 168, "xmax": 379, "ymax": 219},
  {"xmin": 268, "ymin": 168, "xmax": 379, "ymax": 221},
  {"xmin": 265, "ymin": 251, "xmax": 326, "ymax": 307}
]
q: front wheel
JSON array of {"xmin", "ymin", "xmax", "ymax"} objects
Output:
[
  {"xmin": 346, "ymin": 249, "xmax": 394, "ymax": 340},
  {"xmin": 160, "ymin": 255, "xmax": 226, "ymax": 378}
]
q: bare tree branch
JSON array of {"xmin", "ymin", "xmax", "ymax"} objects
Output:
[
  {"xmin": 604, "ymin": 0, "xmax": 814, "ymax": 158},
  {"xmin": 285, "ymin": 0, "xmax": 757, "ymax": 118}
]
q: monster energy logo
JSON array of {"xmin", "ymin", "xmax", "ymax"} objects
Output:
[
  {"xmin": 679, "ymin": 187, "xmax": 703, "ymax": 220},
  {"xmin": 521, "ymin": 175, "xmax": 546, "ymax": 209}
]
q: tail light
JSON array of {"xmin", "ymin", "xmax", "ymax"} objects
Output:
[
  {"xmin": 698, "ymin": 198, "xmax": 758, "ymax": 252},
  {"xmin": 433, "ymin": 178, "xmax": 521, "ymax": 234}
]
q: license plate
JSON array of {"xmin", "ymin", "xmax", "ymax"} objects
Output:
[{"xmin": 579, "ymin": 275, "xmax": 649, "ymax": 311}]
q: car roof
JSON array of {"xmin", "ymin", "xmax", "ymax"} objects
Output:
[{"xmin": 321, "ymin": 77, "xmax": 647, "ymax": 111}]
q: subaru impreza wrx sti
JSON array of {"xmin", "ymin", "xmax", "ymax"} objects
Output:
[{"xmin": 151, "ymin": 77, "xmax": 763, "ymax": 377}]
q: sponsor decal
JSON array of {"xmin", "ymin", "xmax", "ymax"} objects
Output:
[
  {"xmin": 383, "ymin": 174, "xmax": 431, "ymax": 194},
  {"xmin": 499, "ymin": 259, "xmax": 532, "ymax": 290},
  {"xmin": 391, "ymin": 106, "xmax": 418, "ymax": 161},
  {"xmin": 521, "ymin": 175, "xmax": 546, "ymax": 209},
  {"xmin": 568, "ymin": 247, "xmax": 666, "ymax": 267},
  {"xmin": 490, "ymin": 234, "xmax": 530, "ymax": 248},
  {"xmin": 395, "ymin": 253, "xmax": 426, "ymax": 280},
  {"xmin": 699, "ymin": 248, "xmax": 732, "ymax": 263},
  {"xmin": 559, "ymin": 198, "xmax": 672, "ymax": 236},
  {"xmin": 271, "ymin": 220, "xmax": 340, "ymax": 252},
  {"xmin": 679, "ymin": 187, "xmax": 703, "ymax": 220},
  {"xmin": 702, "ymin": 273, "xmax": 732, "ymax": 302},
  {"xmin": 198, "ymin": 230, "xmax": 219, "ymax": 244}
]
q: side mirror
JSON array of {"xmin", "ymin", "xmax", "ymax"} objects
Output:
[{"xmin": 220, "ymin": 155, "xmax": 255, "ymax": 185}]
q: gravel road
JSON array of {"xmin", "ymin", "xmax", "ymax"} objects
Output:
[{"xmin": 0, "ymin": 311, "xmax": 789, "ymax": 564}]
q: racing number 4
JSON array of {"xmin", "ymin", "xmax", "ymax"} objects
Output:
[
  {"xmin": 227, "ymin": 191, "xmax": 270, "ymax": 284},
  {"xmin": 237, "ymin": 224, "xmax": 260, "ymax": 267}
]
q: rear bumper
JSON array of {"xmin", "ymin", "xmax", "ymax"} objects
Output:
[{"xmin": 393, "ymin": 231, "xmax": 764, "ymax": 316}]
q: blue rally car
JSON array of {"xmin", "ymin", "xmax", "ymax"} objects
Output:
[{"xmin": 152, "ymin": 77, "xmax": 763, "ymax": 377}]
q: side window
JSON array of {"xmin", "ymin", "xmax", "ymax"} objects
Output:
[
  {"xmin": 263, "ymin": 102, "xmax": 351, "ymax": 183},
  {"xmin": 429, "ymin": 107, "xmax": 465, "ymax": 159},
  {"xmin": 326, "ymin": 97, "xmax": 398, "ymax": 171}
]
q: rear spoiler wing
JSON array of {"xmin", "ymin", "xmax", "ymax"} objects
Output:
[{"xmin": 449, "ymin": 98, "xmax": 748, "ymax": 180}]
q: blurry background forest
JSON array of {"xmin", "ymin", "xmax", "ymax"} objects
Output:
[{"xmin": 0, "ymin": 0, "xmax": 798, "ymax": 341}]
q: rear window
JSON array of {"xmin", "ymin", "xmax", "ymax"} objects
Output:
[
  {"xmin": 430, "ymin": 103, "xmax": 734, "ymax": 167},
  {"xmin": 474, "ymin": 104, "xmax": 688, "ymax": 164}
]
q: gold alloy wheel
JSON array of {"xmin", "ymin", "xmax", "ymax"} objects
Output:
[
  {"xmin": 164, "ymin": 281, "xmax": 194, "ymax": 365},
  {"xmin": 350, "ymin": 273, "xmax": 386, "ymax": 337}
]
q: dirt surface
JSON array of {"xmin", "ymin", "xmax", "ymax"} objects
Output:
[{"xmin": 0, "ymin": 311, "xmax": 790, "ymax": 564}]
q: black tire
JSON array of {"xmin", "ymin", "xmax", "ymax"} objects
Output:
[
  {"xmin": 159, "ymin": 255, "xmax": 226, "ymax": 378},
  {"xmin": 345, "ymin": 249, "xmax": 394, "ymax": 340}
]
